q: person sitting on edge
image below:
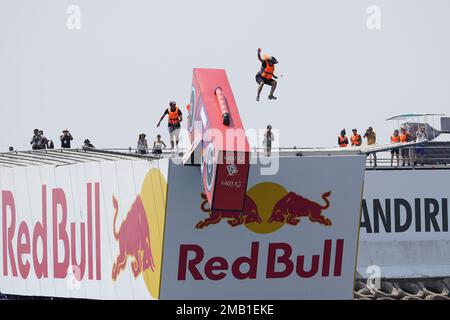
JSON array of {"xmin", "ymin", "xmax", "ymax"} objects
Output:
[
  {"xmin": 137, "ymin": 133, "xmax": 148, "ymax": 155},
  {"xmin": 153, "ymin": 134, "xmax": 167, "ymax": 156}
]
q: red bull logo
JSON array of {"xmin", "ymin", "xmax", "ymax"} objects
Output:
[
  {"xmin": 111, "ymin": 169, "xmax": 167, "ymax": 299},
  {"xmin": 196, "ymin": 182, "xmax": 332, "ymax": 234},
  {"xmin": 111, "ymin": 195, "xmax": 155, "ymax": 280}
]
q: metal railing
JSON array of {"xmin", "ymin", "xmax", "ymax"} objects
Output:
[{"xmin": 363, "ymin": 144, "xmax": 450, "ymax": 169}]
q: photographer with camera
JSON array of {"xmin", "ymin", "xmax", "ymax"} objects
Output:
[
  {"xmin": 364, "ymin": 126, "xmax": 377, "ymax": 167},
  {"xmin": 60, "ymin": 129, "xmax": 73, "ymax": 149},
  {"xmin": 30, "ymin": 128, "xmax": 41, "ymax": 150}
]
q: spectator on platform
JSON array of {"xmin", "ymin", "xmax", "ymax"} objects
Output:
[
  {"xmin": 364, "ymin": 127, "xmax": 377, "ymax": 167},
  {"xmin": 153, "ymin": 134, "xmax": 166, "ymax": 156},
  {"xmin": 338, "ymin": 129, "xmax": 349, "ymax": 148},
  {"xmin": 30, "ymin": 128, "xmax": 41, "ymax": 150},
  {"xmin": 351, "ymin": 129, "xmax": 362, "ymax": 147},
  {"xmin": 399, "ymin": 127, "xmax": 413, "ymax": 166},
  {"xmin": 83, "ymin": 139, "xmax": 95, "ymax": 149},
  {"xmin": 60, "ymin": 129, "xmax": 73, "ymax": 148},
  {"xmin": 262, "ymin": 125, "xmax": 274, "ymax": 156},
  {"xmin": 137, "ymin": 133, "xmax": 149, "ymax": 155},
  {"xmin": 39, "ymin": 130, "xmax": 49, "ymax": 149},
  {"xmin": 415, "ymin": 127, "xmax": 428, "ymax": 166},
  {"xmin": 390, "ymin": 129, "xmax": 400, "ymax": 167}
]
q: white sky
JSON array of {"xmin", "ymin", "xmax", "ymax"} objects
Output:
[{"xmin": 1, "ymin": 0, "xmax": 449, "ymax": 151}]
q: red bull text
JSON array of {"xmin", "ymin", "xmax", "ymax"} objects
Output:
[
  {"xmin": 1, "ymin": 183, "xmax": 101, "ymax": 280},
  {"xmin": 177, "ymin": 240, "xmax": 344, "ymax": 280}
]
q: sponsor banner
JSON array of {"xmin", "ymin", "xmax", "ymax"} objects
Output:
[
  {"xmin": 361, "ymin": 170, "xmax": 450, "ymax": 240},
  {"xmin": 358, "ymin": 169, "xmax": 450, "ymax": 279},
  {"xmin": 0, "ymin": 159, "xmax": 169, "ymax": 299},
  {"xmin": 160, "ymin": 156, "xmax": 366, "ymax": 299}
]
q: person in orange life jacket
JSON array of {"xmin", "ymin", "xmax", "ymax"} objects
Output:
[
  {"xmin": 157, "ymin": 101, "xmax": 183, "ymax": 150},
  {"xmin": 351, "ymin": 129, "xmax": 362, "ymax": 147},
  {"xmin": 338, "ymin": 129, "xmax": 349, "ymax": 147},
  {"xmin": 399, "ymin": 127, "xmax": 413, "ymax": 166},
  {"xmin": 256, "ymin": 48, "xmax": 279, "ymax": 101},
  {"xmin": 390, "ymin": 129, "xmax": 400, "ymax": 167}
]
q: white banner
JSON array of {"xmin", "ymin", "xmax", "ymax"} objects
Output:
[
  {"xmin": 0, "ymin": 159, "xmax": 169, "ymax": 299},
  {"xmin": 160, "ymin": 156, "xmax": 366, "ymax": 299},
  {"xmin": 358, "ymin": 169, "xmax": 450, "ymax": 279},
  {"xmin": 0, "ymin": 155, "xmax": 366, "ymax": 299},
  {"xmin": 361, "ymin": 170, "xmax": 450, "ymax": 241}
]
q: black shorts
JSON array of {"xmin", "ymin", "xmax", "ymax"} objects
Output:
[
  {"xmin": 153, "ymin": 149, "xmax": 162, "ymax": 155},
  {"xmin": 391, "ymin": 148, "xmax": 399, "ymax": 155},
  {"xmin": 401, "ymin": 148, "xmax": 410, "ymax": 157},
  {"xmin": 256, "ymin": 73, "xmax": 274, "ymax": 86}
]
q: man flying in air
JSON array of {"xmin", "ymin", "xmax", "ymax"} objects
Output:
[{"xmin": 256, "ymin": 48, "xmax": 279, "ymax": 101}]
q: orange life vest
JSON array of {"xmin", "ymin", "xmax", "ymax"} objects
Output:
[
  {"xmin": 391, "ymin": 135, "xmax": 400, "ymax": 143},
  {"xmin": 351, "ymin": 134, "xmax": 361, "ymax": 146},
  {"xmin": 262, "ymin": 60, "xmax": 275, "ymax": 80},
  {"xmin": 168, "ymin": 106, "xmax": 179, "ymax": 125},
  {"xmin": 399, "ymin": 133, "xmax": 408, "ymax": 142},
  {"xmin": 339, "ymin": 136, "xmax": 348, "ymax": 147}
]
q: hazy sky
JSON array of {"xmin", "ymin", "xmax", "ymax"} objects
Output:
[{"xmin": 1, "ymin": 0, "xmax": 449, "ymax": 151}]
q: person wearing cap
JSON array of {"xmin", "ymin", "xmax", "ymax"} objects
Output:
[
  {"xmin": 338, "ymin": 129, "xmax": 348, "ymax": 148},
  {"xmin": 137, "ymin": 134, "xmax": 148, "ymax": 155},
  {"xmin": 363, "ymin": 126, "xmax": 377, "ymax": 167},
  {"xmin": 60, "ymin": 129, "xmax": 73, "ymax": 149},
  {"xmin": 262, "ymin": 124, "xmax": 274, "ymax": 156},
  {"xmin": 351, "ymin": 129, "xmax": 362, "ymax": 147},
  {"xmin": 256, "ymin": 48, "xmax": 279, "ymax": 101},
  {"xmin": 390, "ymin": 129, "xmax": 401, "ymax": 167},
  {"xmin": 157, "ymin": 101, "xmax": 183, "ymax": 150}
]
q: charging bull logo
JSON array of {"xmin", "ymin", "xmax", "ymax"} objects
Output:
[
  {"xmin": 111, "ymin": 169, "xmax": 167, "ymax": 299},
  {"xmin": 196, "ymin": 193, "xmax": 262, "ymax": 229},
  {"xmin": 196, "ymin": 182, "xmax": 332, "ymax": 234},
  {"xmin": 112, "ymin": 196, "xmax": 156, "ymax": 280},
  {"xmin": 267, "ymin": 191, "xmax": 331, "ymax": 226}
]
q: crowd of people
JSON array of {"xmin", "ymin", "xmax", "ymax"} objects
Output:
[
  {"xmin": 338, "ymin": 126, "xmax": 429, "ymax": 167},
  {"xmin": 26, "ymin": 128, "xmax": 94, "ymax": 151}
]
